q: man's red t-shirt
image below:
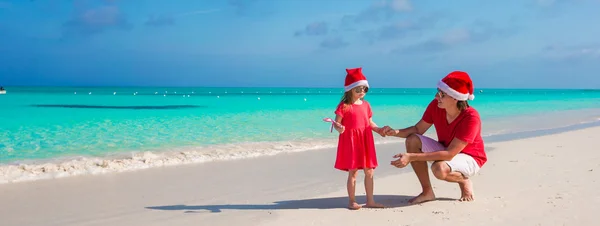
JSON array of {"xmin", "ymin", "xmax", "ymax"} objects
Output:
[{"xmin": 421, "ymin": 100, "xmax": 487, "ymax": 167}]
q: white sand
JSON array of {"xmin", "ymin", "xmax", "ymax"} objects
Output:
[{"xmin": 1, "ymin": 126, "xmax": 599, "ymax": 226}]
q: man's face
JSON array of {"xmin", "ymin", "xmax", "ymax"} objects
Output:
[{"xmin": 436, "ymin": 89, "xmax": 457, "ymax": 109}]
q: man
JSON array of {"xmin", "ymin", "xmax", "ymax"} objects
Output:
[{"xmin": 382, "ymin": 71, "xmax": 487, "ymax": 204}]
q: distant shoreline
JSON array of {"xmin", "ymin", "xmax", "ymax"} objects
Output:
[{"xmin": 1, "ymin": 85, "xmax": 598, "ymax": 90}]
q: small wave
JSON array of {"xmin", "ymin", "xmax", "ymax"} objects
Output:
[
  {"xmin": 31, "ymin": 104, "xmax": 205, "ymax": 110},
  {"xmin": 0, "ymin": 138, "xmax": 402, "ymax": 184},
  {"xmin": 481, "ymin": 130, "xmax": 510, "ymax": 137}
]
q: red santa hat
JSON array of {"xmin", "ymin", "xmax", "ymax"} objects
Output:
[
  {"xmin": 344, "ymin": 67, "xmax": 369, "ymax": 92},
  {"xmin": 437, "ymin": 71, "xmax": 475, "ymax": 101}
]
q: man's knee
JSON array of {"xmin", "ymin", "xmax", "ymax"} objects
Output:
[
  {"xmin": 405, "ymin": 134, "xmax": 422, "ymax": 153},
  {"xmin": 431, "ymin": 161, "xmax": 450, "ymax": 180}
]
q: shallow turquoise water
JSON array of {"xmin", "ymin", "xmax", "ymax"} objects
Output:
[{"xmin": 1, "ymin": 87, "xmax": 599, "ymax": 164}]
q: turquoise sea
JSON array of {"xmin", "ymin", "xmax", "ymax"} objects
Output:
[{"xmin": 1, "ymin": 86, "xmax": 600, "ymax": 183}]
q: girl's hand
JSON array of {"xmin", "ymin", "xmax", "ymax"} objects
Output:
[
  {"xmin": 332, "ymin": 121, "xmax": 344, "ymax": 133},
  {"xmin": 373, "ymin": 127, "xmax": 386, "ymax": 137},
  {"xmin": 336, "ymin": 125, "xmax": 345, "ymax": 134},
  {"xmin": 331, "ymin": 116, "xmax": 345, "ymax": 134}
]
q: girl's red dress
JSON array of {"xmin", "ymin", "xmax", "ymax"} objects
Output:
[{"xmin": 334, "ymin": 100, "xmax": 378, "ymax": 171}]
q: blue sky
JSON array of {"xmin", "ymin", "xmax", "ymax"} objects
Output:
[{"xmin": 0, "ymin": 0, "xmax": 599, "ymax": 88}]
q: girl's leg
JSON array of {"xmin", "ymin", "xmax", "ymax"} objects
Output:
[
  {"xmin": 347, "ymin": 169, "xmax": 360, "ymax": 210},
  {"xmin": 364, "ymin": 168, "xmax": 385, "ymax": 208}
]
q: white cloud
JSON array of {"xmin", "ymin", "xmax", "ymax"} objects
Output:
[
  {"xmin": 390, "ymin": 0, "xmax": 412, "ymax": 12},
  {"xmin": 543, "ymin": 44, "xmax": 600, "ymax": 60},
  {"xmin": 178, "ymin": 9, "xmax": 220, "ymax": 17},
  {"xmin": 537, "ymin": 0, "xmax": 557, "ymax": 6},
  {"xmin": 439, "ymin": 28, "xmax": 470, "ymax": 45}
]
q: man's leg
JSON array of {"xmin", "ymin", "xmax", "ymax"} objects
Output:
[
  {"xmin": 405, "ymin": 134, "xmax": 436, "ymax": 204},
  {"xmin": 431, "ymin": 161, "xmax": 475, "ymax": 201}
]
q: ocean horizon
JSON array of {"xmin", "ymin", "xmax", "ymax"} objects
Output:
[
  {"xmin": 2, "ymin": 85, "xmax": 599, "ymax": 89},
  {"xmin": 1, "ymin": 86, "xmax": 600, "ymax": 183}
]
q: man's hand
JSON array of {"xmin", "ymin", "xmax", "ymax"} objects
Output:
[
  {"xmin": 382, "ymin": 126, "xmax": 398, "ymax": 136},
  {"xmin": 391, "ymin": 153, "xmax": 411, "ymax": 168}
]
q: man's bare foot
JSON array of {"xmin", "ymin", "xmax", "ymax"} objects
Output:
[
  {"xmin": 458, "ymin": 179, "xmax": 474, "ymax": 202},
  {"xmin": 348, "ymin": 201, "xmax": 361, "ymax": 210},
  {"xmin": 408, "ymin": 191, "xmax": 436, "ymax": 204},
  {"xmin": 365, "ymin": 202, "xmax": 385, "ymax": 208}
]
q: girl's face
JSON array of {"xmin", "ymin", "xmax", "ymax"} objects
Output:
[
  {"xmin": 351, "ymin": 86, "xmax": 368, "ymax": 100},
  {"xmin": 435, "ymin": 89, "xmax": 457, "ymax": 109}
]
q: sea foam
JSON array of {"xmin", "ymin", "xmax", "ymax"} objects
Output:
[{"xmin": 0, "ymin": 137, "xmax": 403, "ymax": 184}]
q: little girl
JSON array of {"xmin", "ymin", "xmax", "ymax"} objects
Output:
[{"xmin": 332, "ymin": 67, "xmax": 386, "ymax": 210}]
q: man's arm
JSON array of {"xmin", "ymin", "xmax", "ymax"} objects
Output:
[
  {"xmin": 407, "ymin": 137, "xmax": 468, "ymax": 162},
  {"xmin": 390, "ymin": 120, "xmax": 432, "ymax": 138}
]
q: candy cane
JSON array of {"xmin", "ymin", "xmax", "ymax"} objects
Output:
[{"xmin": 322, "ymin": 117, "xmax": 338, "ymax": 133}]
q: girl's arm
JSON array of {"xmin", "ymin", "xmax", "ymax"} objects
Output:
[
  {"xmin": 367, "ymin": 103, "xmax": 384, "ymax": 136},
  {"xmin": 334, "ymin": 115, "xmax": 345, "ymax": 133},
  {"xmin": 369, "ymin": 118, "xmax": 385, "ymax": 136}
]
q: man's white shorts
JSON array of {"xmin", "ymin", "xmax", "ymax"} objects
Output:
[{"xmin": 415, "ymin": 134, "xmax": 480, "ymax": 178}]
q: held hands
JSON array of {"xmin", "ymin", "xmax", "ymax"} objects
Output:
[
  {"xmin": 372, "ymin": 127, "xmax": 386, "ymax": 137},
  {"xmin": 381, "ymin": 126, "xmax": 399, "ymax": 136},
  {"xmin": 372, "ymin": 126, "xmax": 400, "ymax": 137},
  {"xmin": 390, "ymin": 153, "xmax": 411, "ymax": 168}
]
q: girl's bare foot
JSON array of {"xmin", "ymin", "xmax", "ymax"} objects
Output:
[
  {"xmin": 365, "ymin": 202, "xmax": 385, "ymax": 208},
  {"xmin": 348, "ymin": 201, "xmax": 361, "ymax": 210}
]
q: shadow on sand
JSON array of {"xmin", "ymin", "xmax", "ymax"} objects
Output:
[{"xmin": 145, "ymin": 195, "xmax": 457, "ymax": 213}]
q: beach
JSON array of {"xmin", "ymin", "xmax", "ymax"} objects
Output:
[
  {"xmin": 1, "ymin": 123, "xmax": 599, "ymax": 226},
  {"xmin": 3, "ymin": 0, "xmax": 600, "ymax": 225}
]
